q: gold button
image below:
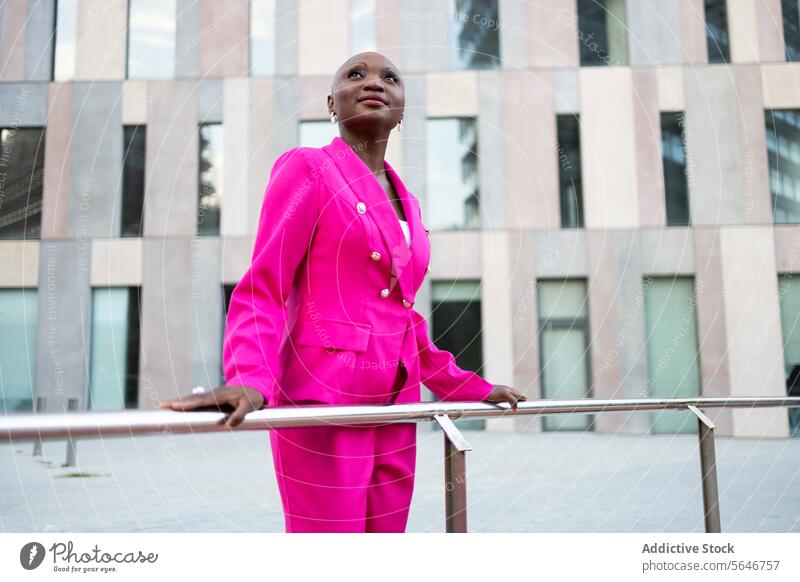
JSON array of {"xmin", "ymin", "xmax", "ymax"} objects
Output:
[
  {"xmin": 380, "ymin": 288, "xmax": 390, "ymax": 298},
  {"xmin": 370, "ymin": 251, "xmax": 381, "ymax": 261},
  {"xmin": 357, "ymin": 202, "xmax": 366, "ymax": 214},
  {"xmin": 402, "ymin": 299, "xmax": 412, "ymax": 308}
]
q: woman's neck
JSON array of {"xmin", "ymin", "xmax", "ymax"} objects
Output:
[{"xmin": 338, "ymin": 130, "xmax": 389, "ymax": 175}]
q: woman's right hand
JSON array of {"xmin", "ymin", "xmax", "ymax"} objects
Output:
[{"xmin": 158, "ymin": 385, "xmax": 266, "ymax": 429}]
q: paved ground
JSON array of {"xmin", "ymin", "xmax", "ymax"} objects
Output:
[{"xmin": 1, "ymin": 426, "xmax": 798, "ymax": 533}]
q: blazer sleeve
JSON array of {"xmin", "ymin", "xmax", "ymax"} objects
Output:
[
  {"xmin": 222, "ymin": 148, "xmax": 320, "ymax": 407},
  {"xmin": 410, "ymin": 307, "xmax": 495, "ymax": 402}
]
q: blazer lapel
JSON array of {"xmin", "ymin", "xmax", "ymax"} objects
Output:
[{"xmin": 322, "ymin": 136, "xmax": 418, "ymax": 305}]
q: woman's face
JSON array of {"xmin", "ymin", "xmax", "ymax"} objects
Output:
[{"xmin": 329, "ymin": 52, "xmax": 404, "ymax": 134}]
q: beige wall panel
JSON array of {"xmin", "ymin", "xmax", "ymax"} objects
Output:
[
  {"xmin": 428, "ymin": 232, "xmax": 482, "ymax": 279},
  {"xmin": 398, "ymin": 0, "xmax": 451, "ymax": 73},
  {"xmin": 719, "ymin": 226, "xmax": 789, "ymax": 437},
  {"xmin": 139, "ymin": 238, "xmax": 194, "ymax": 408},
  {"xmin": 683, "ymin": 66, "xmax": 744, "ymax": 225},
  {"xmin": 580, "ymin": 68, "xmax": 639, "ymax": 229},
  {"xmin": 526, "ymin": 0, "xmax": 579, "ymax": 68},
  {"xmin": 122, "ymin": 81, "xmax": 149, "ymax": 125},
  {"xmin": 754, "ymin": 0, "xmax": 785, "ymax": 62},
  {"xmin": 507, "ymin": 230, "xmax": 542, "ymax": 432},
  {"xmin": 680, "ymin": 0, "xmax": 708, "ymax": 64},
  {"xmin": 639, "ymin": 228, "xmax": 695, "ymax": 275},
  {"xmin": 221, "ymin": 236, "xmax": 256, "ymax": 284},
  {"xmin": 42, "ymin": 83, "xmax": 72, "ymax": 239},
  {"xmin": 74, "ymin": 0, "xmax": 127, "ymax": 80},
  {"xmin": 693, "ymin": 227, "xmax": 734, "ymax": 433},
  {"xmin": 143, "ymin": 81, "xmax": 198, "ymax": 237},
  {"xmin": 0, "ymin": 241, "xmax": 39, "ymax": 286},
  {"xmin": 90, "ymin": 239, "xmax": 143, "ymax": 286},
  {"xmin": 761, "ymin": 63, "xmax": 800, "ymax": 108},
  {"xmin": 734, "ymin": 65, "xmax": 772, "ymax": 225},
  {"xmin": 655, "ymin": 66, "xmax": 684, "ymax": 111},
  {"xmin": 586, "ymin": 229, "xmax": 624, "ymax": 433},
  {"xmin": 222, "ymin": 78, "xmax": 250, "ymax": 238},
  {"xmin": 425, "ymin": 71, "xmax": 479, "ymax": 116},
  {"xmin": 535, "ymin": 230, "xmax": 588, "ymax": 278},
  {"xmin": 299, "ymin": 76, "xmax": 333, "ymax": 121},
  {"xmin": 481, "ymin": 231, "xmax": 516, "ymax": 432},
  {"xmin": 728, "ymin": 0, "xmax": 785, "ymax": 63},
  {"xmin": 498, "ymin": 0, "xmax": 527, "ymax": 69},
  {"xmin": 199, "ymin": 0, "xmax": 249, "ymax": 77},
  {"xmin": 633, "ymin": 68, "xmax": 666, "ymax": 227},
  {"xmin": 0, "ymin": 1, "xmax": 27, "ymax": 81},
  {"xmin": 503, "ymin": 70, "xmax": 560, "ymax": 230},
  {"xmin": 375, "ymin": 0, "xmax": 402, "ymax": 64},
  {"xmin": 298, "ymin": 0, "xmax": 349, "ymax": 76},
  {"xmin": 774, "ymin": 226, "xmax": 800, "ymax": 272}
]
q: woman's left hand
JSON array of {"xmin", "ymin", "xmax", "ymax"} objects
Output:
[{"xmin": 484, "ymin": 384, "xmax": 528, "ymax": 411}]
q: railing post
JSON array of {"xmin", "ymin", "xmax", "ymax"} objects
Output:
[
  {"xmin": 688, "ymin": 405, "xmax": 721, "ymax": 533},
  {"xmin": 433, "ymin": 413, "xmax": 471, "ymax": 533},
  {"xmin": 32, "ymin": 396, "xmax": 45, "ymax": 456},
  {"xmin": 65, "ymin": 398, "xmax": 78, "ymax": 467}
]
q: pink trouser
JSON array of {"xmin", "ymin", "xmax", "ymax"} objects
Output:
[
  {"xmin": 269, "ymin": 360, "xmax": 416, "ymax": 533},
  {"xmin": 269, "ymin": 420, "xmax": 417, "ymax": 532}
]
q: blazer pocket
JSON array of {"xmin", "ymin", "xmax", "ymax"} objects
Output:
[{"xmin": 297, "ymin": 317, "xmax": 372, "ymax": 353}]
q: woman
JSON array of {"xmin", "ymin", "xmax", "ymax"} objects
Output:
[{"xmin": 160, "ymin": 51, "xmax": 526, "ymax": 532}]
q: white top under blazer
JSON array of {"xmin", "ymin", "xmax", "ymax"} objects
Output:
[{"xmin": 399, "ymin": 218, "xmax": 410, "ymax": 246}]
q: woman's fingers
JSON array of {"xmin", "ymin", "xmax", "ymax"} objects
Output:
[
  {"xmin": 509, "ymin": 392, "xmax": 519, "ymax": 411},
  {"xmin": 499, "ymin": 387, "xmax": 527, "ymax": 411},
  {"xmin": 159, "ymin": 390, "xmax": 225, "ymax": 411},
  {"xmin": 220, "ymin": 398, "xmax": 253, "ymax": 429}
]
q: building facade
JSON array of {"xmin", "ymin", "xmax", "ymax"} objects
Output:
[{"xmin": 1, "ymin": 0, "xmax": 799, "ymax": 438}]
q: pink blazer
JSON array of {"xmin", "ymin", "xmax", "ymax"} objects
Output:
[{"xmin": 222, "ymin": 135, "xmax": 494, "ymax": 407}]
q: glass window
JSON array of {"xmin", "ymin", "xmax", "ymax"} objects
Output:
[
  {"xmin": 54, "ymin": 0, "xmax": 78, "ymax": 81},
  {"xmin": 0, "ymin": 288, "xmax": 37, "ymax": 413},
  {"xmin": 250, "ymin": 0, "xmax": 276, "ymax": 76},
  {"xmin": 0, "ymin": 127, "xmax": 45, "ymax": 240},
  {"xmin": 784, "ymin": 0, "xmax": 800, "ymax": 61},
  {"xmin": 449, "ymin": 0, "xmax": 500, "ymax": 69},
  {"xmin": 643, "ymin": 276, "xmax": 701, "ymax": 434},
  {"xmin": 121, "ymin": 125, "xmax": 146, "ymax": 237},
  {"xmin": 351, "ymin": 0, "xmax": 376, "ymax": 55},
  {"xmin": 198, "ymin": 123, "xmax": 223, "ymax": 236},
  {"xmin": 425, "ymin": 117, "xmax": 480, "ymax": 230},
  {"xmin": 778, "ymin": 274, "xmax": 800, "ymax": 435},
  {"xmin": 127, "ymin": 0, "xmax": 177, "ymax": 79},
  {"xmin": 557, "ymin": 114, "xmax": 584, "ymax": 228},
  {"xmin": 431, "ymin": 280, "xmax": 485, "ymax": 430},
  {"xmin": 537, "ymin": 279, "xmax": 591, "ymax": 431},
  {"xmin": 299, "ymin": 120, "xmax": 338, "ymax": 148},
  {"xmin": 577, "ymin": 0, "xmax": 628, "ymax": 66},
  {"xmin": 765, "ymin": 109, "xmax": 800, "ymax": 224},
  {"xmin": 89, "ymin": 287, "xmax": 140, "ymax": 411},
  {"xmin": 660, "ymin": 112, "xmax": 691, "ymax": 226},
  {"xmin": 704, "ymin": 0, "xmax": 730, "ymax": 64}
]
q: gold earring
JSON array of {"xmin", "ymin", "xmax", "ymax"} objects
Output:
[{"xmin": 330, "ymin": 111, "xmax": 338, "ymax": 124}]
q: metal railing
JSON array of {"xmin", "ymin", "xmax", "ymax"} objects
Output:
[{"xmin": 2, "ymin": 396, "xmax": 799, "ymax": 533}]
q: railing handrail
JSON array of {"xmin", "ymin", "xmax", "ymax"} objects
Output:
[
  {"xmin": 4, "ymin": 395, "xmax": 800, "ymax": 533},
  {"xmin": 2, "ymin": 396, "xmax": 799, "ymax": 442}
]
